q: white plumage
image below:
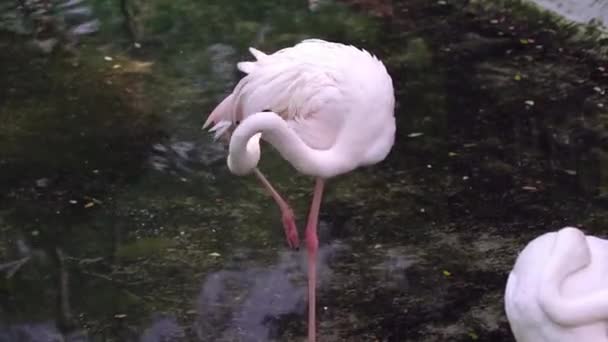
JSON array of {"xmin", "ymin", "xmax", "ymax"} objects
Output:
[
  {"xmin": 204, "ymin": 39, "xmax": 395, "ymax": 178},
  {"xmin": 505, "ymin": 227, "xmax": 608, "ymax": 342}
]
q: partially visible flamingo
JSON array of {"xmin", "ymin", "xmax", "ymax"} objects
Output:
[
  {"xmin": 203, "ymin": 39, "xmax": 396, "ymax": 341},
  {"xmin": 505, "ymin": 227, "xmax": 608, "ymax": 342}
]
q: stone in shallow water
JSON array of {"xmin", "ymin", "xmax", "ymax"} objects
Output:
[
  {"xmin": 58, "ymin": 0, "xmax": 86, "ymax": 9},
  {"xmin": 70, "ymin": 20, "xmax": 100, "ymax": 36},
  {"xmin": 31, "ymin": 38, "xmax": 59, "ymax": 54},
  {"xmin": 63, "ymin": 7, "xmax": 93, "ymax": 25}
]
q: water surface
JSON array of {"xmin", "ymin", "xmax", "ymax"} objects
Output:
[{"xmin": 1, "ymin": 0, "xmax": 607, "ymax": 341}]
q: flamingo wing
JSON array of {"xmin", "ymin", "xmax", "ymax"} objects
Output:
[{"xmin": 204, "ymin": 44, "xmax": 348, "ymax": 150}]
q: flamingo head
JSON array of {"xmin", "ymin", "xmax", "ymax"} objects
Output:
[{"xmin": 227, "ymin": 133, "xmax": 262, "ymax": 175}]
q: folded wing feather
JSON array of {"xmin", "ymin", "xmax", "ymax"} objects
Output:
[{"xmin": 205, "ymin": 45, "xmax": 346, "ymax": 150}]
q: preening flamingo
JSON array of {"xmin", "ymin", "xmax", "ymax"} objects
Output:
[
  {"xmin": 505, "ymin": 227, "xmax": 608, "ymax": 342},
  {"xmin": 203, "ymin": 39, "xmax": 396, "ymax": 341}
]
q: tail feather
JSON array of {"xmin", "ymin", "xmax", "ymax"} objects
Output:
[
  {"xmin": 203, "ymin": 93, "xmax": 235, "ymax": 129},
  {"xmin": 203, "ymin": 46, "xmax": 268, "ymax": 140},
  {"xmin": 209, "ymin": 120, "xmax": 232, "ymax": 141}
]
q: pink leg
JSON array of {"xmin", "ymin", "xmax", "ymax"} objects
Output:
[
  {"xmin": 306, "ymin": 178, "xmax": 324, "ymax": 342},
  {"xmin": 253, "ymin": 168, "xmax": 300, "ymax": 249}
]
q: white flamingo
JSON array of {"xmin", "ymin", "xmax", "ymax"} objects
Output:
[
  {"xmin": 505, "ymin": 226, "xmax": 608, "ymax": 341},
  {"xmin": 203, "ymin": 39, "xmax": 396, "ymax": 341}
]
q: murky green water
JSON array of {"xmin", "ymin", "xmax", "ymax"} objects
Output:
[{"xmin": 1, "ymin": 0, "xmax": 607, "ymax": 341}]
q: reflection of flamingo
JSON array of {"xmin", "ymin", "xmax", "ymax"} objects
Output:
[
  {"xmin": 203, "ymin": 39, "xmax": 396, "ymax": 341},
  {"xmin": 505, "ymin": 227, "xmax": 608, "ymax": 342}
]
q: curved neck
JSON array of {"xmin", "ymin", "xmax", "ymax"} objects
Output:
[
  {"xmin": 228, "ymin": 112, "xmax": 348, "ymax": 178},
  {"xmin": 538, "ymin": 228, "xmax": 608, "ymax": 326}
]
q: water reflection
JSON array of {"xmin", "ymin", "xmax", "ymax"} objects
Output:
[
  {"xmin": 0, "ymin": 315, "xmax": 183, "ymax": 342},
  {"xmin": 195, "ymin": 240, "xmax": 345, "ymax": 341},
  {"xmin": 0, "ymin": 320, "xmax": 94, "ymax": 342},
  {"xmin": 140, "ymin": 314, "xmax": 185, "ymax": 342},
  {"xmin": 371, "ymin": 246, "xmax": 421, "ymax": 291},
  {"xmin": 0, "ymin": 322, "xmax": 64, "ymax": 342},
  {"xmin": 0, "ymin": 239, "xmax": 426, "ymax": 341}
]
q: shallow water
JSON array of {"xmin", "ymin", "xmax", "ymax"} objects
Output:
[{"xmin": 1, "ymin": 0, "xmax": 607, "ymax": 341}]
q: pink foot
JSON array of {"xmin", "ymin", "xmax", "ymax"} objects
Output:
[{"xmin": 281, "ymin": 208, "xmax": 300, "ymax": 249}]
